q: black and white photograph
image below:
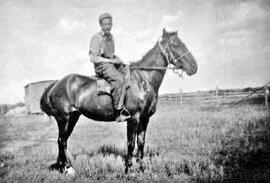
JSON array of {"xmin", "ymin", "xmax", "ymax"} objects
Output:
[{"xmin": 0, "ymin": 0, "xmax": 269, "ymax": 182}]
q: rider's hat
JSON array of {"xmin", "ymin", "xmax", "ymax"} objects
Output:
[{"xmin": 99, "ymin": 13, "xmax": 112, "ymax": 25}]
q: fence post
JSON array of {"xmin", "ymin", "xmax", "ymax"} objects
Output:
[
  {"xmin": 264, "ymin": 86, "xmax": 269, "ymax": 107},
  {"xmin": 179, "ymin": 88, "xmax": 183, "ymax": 107},
  {"xmin": 215, "ymin": 86, "xmax": 219, "ymax": 105}
]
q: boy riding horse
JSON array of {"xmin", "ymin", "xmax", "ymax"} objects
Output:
[{"xmin": 89, "ymin": 13, "xmax": 130, "ymax": 122}]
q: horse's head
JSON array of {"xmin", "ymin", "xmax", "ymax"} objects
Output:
[{"xmin": 159, "ymin": 28, "xmax": 198, "ymax": 76}]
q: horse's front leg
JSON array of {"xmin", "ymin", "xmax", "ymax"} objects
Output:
[
  {"xmin": 136, "ymin": 117, "xmax": 149, "ymax": 172},
  {"xmin": 125, "ymin": 117, "xmax": 138, "ymax": 173}
]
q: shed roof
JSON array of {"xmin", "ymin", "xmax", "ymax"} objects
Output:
[{"xmin": 24, "ymin": 80, "xmax": 57, "ymax": 88}]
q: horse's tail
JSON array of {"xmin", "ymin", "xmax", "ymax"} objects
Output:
[{"xmin": 40, "ymin": 82, "xmax": 57, "ymax": 117}]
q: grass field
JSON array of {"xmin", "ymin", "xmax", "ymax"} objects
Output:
[{"xmin": 0, "ymin": 102, "xmax": 269, "ymax": 182}]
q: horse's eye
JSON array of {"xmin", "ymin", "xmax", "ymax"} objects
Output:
[{"xmin": 171, "ymin": 39, "xmax": 178, "ymax": 47}]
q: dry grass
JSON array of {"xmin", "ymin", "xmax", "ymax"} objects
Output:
[{"xmin": 0, "ymin": 103, "xmax": 269, "ymax": 182}]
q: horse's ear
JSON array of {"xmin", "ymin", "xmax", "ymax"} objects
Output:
[
  {"xmin": 175, "ymin": 31, "xmax": 178, "ymax": 36},
  {"xmin": 162, "ymin": 28, "xmax": 168, "ymax": 38},
  {"xmin": 162, "ymin": 28, "xmax": 167, "ymax": 35}
]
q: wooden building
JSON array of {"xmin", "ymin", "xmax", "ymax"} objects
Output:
[{"xmin": 24, "ymin": 80, "xmax": 56, "ymax": 114}]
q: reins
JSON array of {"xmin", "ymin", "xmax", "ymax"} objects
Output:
[
  {"xmin": 128, "ymin": 66, "xmax": 169, "ymax": 70},
  {"xmin": 128, "ymin": 65, "xmax": 184, "ymax": 77}
]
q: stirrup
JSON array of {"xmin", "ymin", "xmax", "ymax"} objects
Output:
[
  {"xmin": 121, "ymin": 107, "xmax": 130, "ymax": 117},
  {"xmin": 116, "ymin": 108, "xmax": 131, "ymax": 122}
]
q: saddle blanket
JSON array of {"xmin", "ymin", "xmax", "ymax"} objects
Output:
[{"xmin": 97, "ymin": 79, "xmax": 111, "ymax": 95}]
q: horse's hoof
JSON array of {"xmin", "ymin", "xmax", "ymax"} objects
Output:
[
  {"xmin": 64, "ymin": 166, "xmax": 76, "ymax": 177},
  {"xmin": 139, "ymin": 164, "xmax": 145, "ymax": 173},
  {"xmin": 49, "ymin": 163, "xmax": 74, "ymax": 175},
  {"xmin": 125, "ymin": 166, "xmax": 129, "ymax": 174},
  {"xmin": 49, "ymin": 162, "xmax": 62, "ymax": 171},
  {"xmin": 125, "ymin": 160, "xmax": 132, "ymax": 174},
  {"xmin": 136, "ymin": 159, "xmax": 146, "ymax": 172}
]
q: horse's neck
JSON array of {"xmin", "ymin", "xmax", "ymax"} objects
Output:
[{"xmin": 134, "ymin": 43, "xmax": 168, "ymax": 91}]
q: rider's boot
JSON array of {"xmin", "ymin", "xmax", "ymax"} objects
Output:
[{"xmin": 115, "ymin": 83, "xmax": 130, "ymax": 122}]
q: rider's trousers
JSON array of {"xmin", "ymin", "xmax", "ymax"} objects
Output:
[{"xmin": 94, "ymin": 62, "xmax": 126, "ymax": 110}]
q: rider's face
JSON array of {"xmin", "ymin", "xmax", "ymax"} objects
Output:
[{"xmin": 101, "ymin": 18, "xmax": 112, "ymax": 34}]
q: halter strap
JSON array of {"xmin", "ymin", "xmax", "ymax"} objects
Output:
[{"xmin": 158, "ymin": 38, "xmax": 171, "ymax": 65}]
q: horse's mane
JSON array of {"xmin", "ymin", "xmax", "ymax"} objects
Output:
[{"xmin": 129, "ymin": 41, "xmax": 159, "ymax": 67}]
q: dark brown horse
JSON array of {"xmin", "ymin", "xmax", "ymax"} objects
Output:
[{"xmin": 40, "ymin": 29, "xmax": 197, "ymax": 175}]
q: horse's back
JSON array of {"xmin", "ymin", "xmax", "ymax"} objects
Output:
[
  {"xmin": 48, "ymin": 73, "xmax": 115, "ymax": 120},
  {"xmin": 47, "ymin": 74, "xmax": 95, "ymax": 112},
  {"xmin": 49, "ymin": 74, "xmax": 93, "ymax": 97}
]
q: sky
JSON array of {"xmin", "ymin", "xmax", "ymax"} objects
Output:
[{"xmin": 0, "ymin": 0, "xmax": 270, "ymax": 104}]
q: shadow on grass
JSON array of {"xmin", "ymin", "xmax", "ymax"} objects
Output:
[
  {"xmin": 73, "ymin": 144, "xmax": 161, "ymax": 161},
  {"xmin": 211, "ymin": 115, "xmax": 270, "ymax": 182},
  {"xmin": 96, "ymin": 144, "xmax": 161, "ymax": 159},
  {"xmin": 73, "ymin": 144, "xmax": 126, "ymax": 161},
  {"xmin": 97, "ymin": 144, "xmax": 126, "ymax": 158}
]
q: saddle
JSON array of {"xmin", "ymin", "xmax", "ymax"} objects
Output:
[{"xmin": 91, "ymin": 65, "xmax": 130, "ymax": 95}]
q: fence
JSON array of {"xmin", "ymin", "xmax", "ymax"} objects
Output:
[{"xmin": 159, "ymin": 86, "xmax": 270, "ymax": 107}]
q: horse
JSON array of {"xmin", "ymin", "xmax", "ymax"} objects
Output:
[{"xmin": 40, "ymin": 28, "xmax": 198, "ymax": 175}]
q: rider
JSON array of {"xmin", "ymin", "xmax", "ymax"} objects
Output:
[{"xmin": 89, "ymin": 13, "xmax": 130, "ymax": 122}]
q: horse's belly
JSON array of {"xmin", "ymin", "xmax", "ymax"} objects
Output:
[{"xmin": 80, "ymin": 94, "xmax": 116, "ymax": 122}]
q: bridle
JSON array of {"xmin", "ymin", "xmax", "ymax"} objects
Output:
[
  {"xmin": 129, "ymin": 37, "xmax": 191, "ymax": 78},
  {"xmin": 157, "ymin": 38, "xmax": 190, "ymax": 77},
  {"xmin": 158, "ymin": 38, "xmax": 190, "ymax": 67}
]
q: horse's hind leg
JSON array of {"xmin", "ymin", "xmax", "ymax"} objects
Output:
[{"xmin": 50, "ymin": 112, "xmax": 80, "ymax": 175}]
